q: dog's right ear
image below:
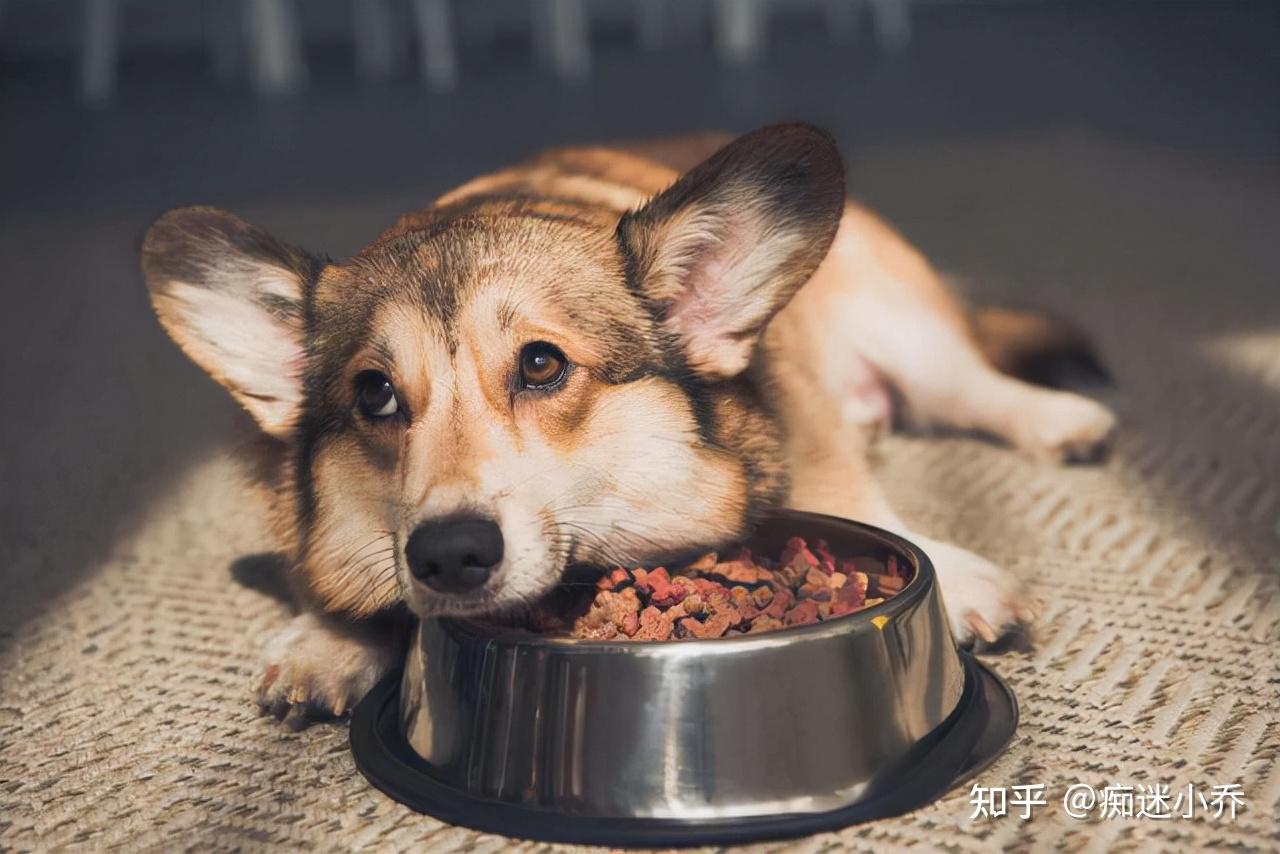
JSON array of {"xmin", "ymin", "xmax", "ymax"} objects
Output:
[
  {"xmin": 142, "ymin": 207, "xmax": 318, "ymax": 439},
  {"xmin": 618, "ymin": 123, "xmax": 845, "ymax": 379}
]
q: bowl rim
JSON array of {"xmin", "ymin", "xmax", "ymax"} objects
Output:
[{"xmin": 436, "ymin": 509, "xmax": 936, "ymax": 654}]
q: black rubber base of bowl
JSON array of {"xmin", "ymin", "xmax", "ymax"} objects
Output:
[{"xmin": 349, "ymin": 652, "xmax": 1017, "ymax": 848}]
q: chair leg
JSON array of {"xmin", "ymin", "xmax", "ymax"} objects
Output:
[
  {"xmin": 245, "ymin": 0, "xmax": 306, "ymax": 96},
  {"xmin": 532, "ymin": 0, "xmax": 590, "ymax": 83},
  {"xmin": 868, "ymin": 0, "xmax": 910, "ymax": 51},
  {"xmin": 635, "ymin": 0, "xmax": 665, "ymax": 51},
  {"xmin": 410, "ymin": 0, "xmax": 457, "ymax": 91},
  {"xmin": 824, "ymin": 0, "xmax": 861, "ymax": 44},
  {"xmin": 204, "ymin": 0, "xmax": 240, "ymax": 80},
  {"xmin": 712, "ymin": 0, "xmax": 765, "ymax": 65},
  {"xmin": 80, "ymin": 0, "xmax": 118, "ymax": 106},
  {"xmin": 352, "ymin": 0, "xmax": 394, "ymax": 81},
  {"xmin": 667, "ymin": 0, "xmax": 705, "ymax": 47}
]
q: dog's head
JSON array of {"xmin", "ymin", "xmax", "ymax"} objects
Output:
[{"xmin": 142, "ymin": 124, "xmax": 844, "ymax": 618}]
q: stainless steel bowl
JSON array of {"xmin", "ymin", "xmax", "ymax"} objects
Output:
[{"xmin": 351, "ymin": 510, "xmax": 1017, "ymax": 846}]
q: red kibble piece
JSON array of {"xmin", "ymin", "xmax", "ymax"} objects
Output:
[
  {"xmin": 692, "ymin": 577, "xmax": 726, "ymax": 598},
  {"xmin": 804, "ymin": 586, "xmax": 833, "ymax": 603},
  {"xmin": 777, "ymin": 536, "xmax": 807, "ymax": 566},
  {"xmin": 868, "ymin": 573, "xmax": 905, "ymax": 598},
  {"xmin": 834, "ymin": 572, "xmax": 867, "ymax": 613},
  {"xmin": 651, "ymin": 589, "xmax": 686, "ymax": 608},
  {"xmin": 747, "ymin": 615, "xmax": 784, "ymax": 634},
  {"xmin": 654, "ymin": 576, "xmax": 694, "ymax": 609},
  {"xmin": 763, "ymin": 588, "xmax": 794, "ymax": 620},
  {"xmin": 649, "ymin": 569, "xmax": 691, "ymax": 607},
  {"xmin": 784, "ymin": 599, "xmax": 820, "ymax": 626},
  {"xmin": 797, "ymin": 564, "xmax": 834, "ymax": 602},
  {"xmin": 635, "ymin": 605, "xmax": 673, "ymax": 640},
  {"xmin": 778, "ymin": 543, "xmax": 819, "ymax": 586},
  {"xmin": 685, "ymin": 551, "xmax": 718, "ymax": 573},
  {"xmin": 828, "ymin": 599, "xmax": 855, "ymax": 617},
  {"xmin": 597, "ymin": 567, "xmax": 632, "ymax": 591},
  {"xmin": 728, "ymin": 586, "xmax": 763, "ymax": 620},
  {"xmin": 571, "ymin": 587, "xmax": 641, "ymax": 639},
  {"xmin": 709, "ymin": 558, "xmax": 773, "ymax": 586},
  {"xmin": 814, "ymin": 539, "xmax": 838, "ymax": 575},
  {"xmin": 678, "ymin": 610, "xmax": 736, "ymax": 639}
]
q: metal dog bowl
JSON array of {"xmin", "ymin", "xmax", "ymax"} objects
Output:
[{"xmin": 351, "ymin": 510, "xmax": 1017, "ymax": 846}]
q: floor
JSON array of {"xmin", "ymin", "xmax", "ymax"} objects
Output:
[{"xmin": 1, "ymin": 2, "xmax": 1278, "ymax": 850}]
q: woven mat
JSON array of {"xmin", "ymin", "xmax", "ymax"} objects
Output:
[{"xmin": 2, "ymin": 137, "xmax": 1278, "ymax": 851}]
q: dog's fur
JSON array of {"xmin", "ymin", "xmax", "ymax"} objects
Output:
[{"xmin": 142, "ymin": 125, "xmax": 1116, "ymax": 726}]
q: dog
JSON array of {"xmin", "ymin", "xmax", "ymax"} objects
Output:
[{"xmin": 141, "ymin": 124, "xmax": 1116, "ymax": 726}]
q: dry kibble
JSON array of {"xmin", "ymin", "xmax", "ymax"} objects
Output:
[
  {"xmin": 746, "ymin": 615, "xmax": 785, "ymax": 634},
  {"xmin": 784, "ymin": 599, "xmax": 821, "ymax": 626},
  {"xmin": 868, "ymin": 573, "xmax": 904, "ymax": 598},
  {"xmin": 702, "ymin": 558, "xmax": 774, "ymax": 586},
  {"xmin": 684, "ymin": 551, "xmax": 719, "ymax": 573},
  {"xmin": 501, "ymin": 537, "xmax": 913, "ymax": 640},
  {"xmin": 762, "ymin": 588, "xmax": 795, "ymax": 621}
]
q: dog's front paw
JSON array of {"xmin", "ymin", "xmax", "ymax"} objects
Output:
[
  {"xmin": 1018, "ymin": 391, "xmax": 1117, "ymax": 464},
  {"xmin": 920, "ymin": 538, "xmax": 1035, "ymax": 649},
  {"xmin": 256, "ymin": 612, "xmax": 400, "ymax": 729}
]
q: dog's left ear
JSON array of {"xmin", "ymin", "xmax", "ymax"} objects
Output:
[{"xmin": 618, "ymin": 123, "xmax": 845, "ymax": 378}]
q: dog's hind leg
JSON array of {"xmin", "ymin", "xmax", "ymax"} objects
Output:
[
  {"xmin": 869, "ymin": 318, "xmax": 1117, "ymax": 464},
  {"xmin": 785, "ymin": 204, "xmax": 1116, "ymax": 463}
]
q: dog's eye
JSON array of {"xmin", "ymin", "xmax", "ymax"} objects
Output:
[
  {"xmin": 519, "ymin": 342, "xmax": 567, "ymax": 389},
  {"xmin": 355, "ymin": 370, "xmax": 399, "ymax": 418}
]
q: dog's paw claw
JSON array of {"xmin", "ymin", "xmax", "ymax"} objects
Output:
[
  {"xmin": 254, "ymin": 612, "xmax": 399, "ymax": 728},
  {"xmin": 965, "ymin": 611, "xmax": 1000, "ymax": 645},
  {"xmin": 1019, "ymin": 392, "xmax": 1117, "ymax": 465},
  {"xmin": 1014, "ymin": 597, "xmax": 1043, "ymax": 624},
  {"xmin": 921, "ymin": 538, "xmax": 1033, "ymax": 649}
]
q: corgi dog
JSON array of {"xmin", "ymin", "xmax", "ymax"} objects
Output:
[{"xmin": 142, "ymin": 124, "xmax": 1115, "ymax": 726}]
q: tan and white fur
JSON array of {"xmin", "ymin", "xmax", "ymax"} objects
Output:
[{"xmin": 141, "ymin": 125, "xmax": 1115, "ymax": 727}]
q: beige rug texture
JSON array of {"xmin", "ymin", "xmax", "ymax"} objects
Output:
[{"xmin": 1, "ymin": 134, "xmax": 1277, "ymax": 851}]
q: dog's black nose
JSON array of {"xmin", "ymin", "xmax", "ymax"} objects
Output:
[{"xmin": 405, "ymin": 515, "xmax": 504, "ymax": 594}]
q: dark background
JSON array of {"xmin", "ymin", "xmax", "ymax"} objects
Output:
[{"xmin": 1, "ymin": 0, "xmax": 1277, "ymax": 629}]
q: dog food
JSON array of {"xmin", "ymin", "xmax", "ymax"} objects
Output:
[{"xmin": 507, "ymin": 537, "xmax": 910, "ymax": 641}]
